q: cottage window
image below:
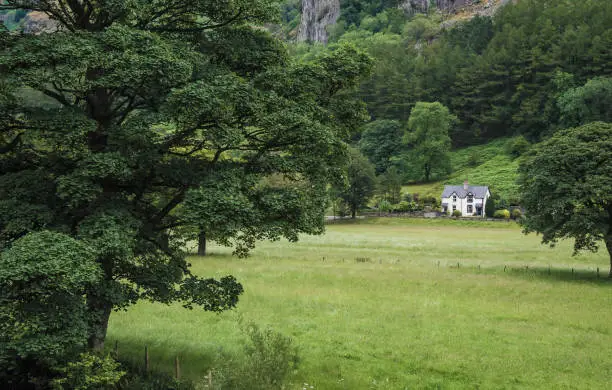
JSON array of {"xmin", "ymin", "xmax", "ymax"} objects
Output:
[
  {"xmin": 452, "ymin": 195, "xmax": 457, "ymax": 202},
  {"xmin": 467, "ymin": 194, "xmax": 473, "ymax": 203},
  {"xmin": 467, "ymin": 205, "xmax": 473, "ymax": 213},
  {"xmin": 452, "ymin": 205, "xmax": 456, "ymax": 211}
]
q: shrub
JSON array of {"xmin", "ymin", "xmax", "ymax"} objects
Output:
[
  {"xmin": 494, "ymin": 209, "xmax": 511, "ymax": 219},
  {"xmin": 52, "ymin": 353, "xmax": 125, "ymax": 390},
  {"xmin": 378, "ymin": 199, "xmax": 392, "ymax": 213},
  {"xmin": 115, "ymin": 359, "xmax": 194, "ymax": 390},
  {"xmin": 394, "ymin": 201, "xmax": 411, "ymax": 212},
  {"xmin": 452, "ymin": 210, "xmax": 462, "ymax": 217},
  {"xmin": 511, "ymin": 208, "xmax": 522, "ymax": 219},
  {"xmin": 485, "ymin": 197, "xmax": 496, "ymax": 217},
  {"xmin": 422, "ymin": 196, "xmax": 438, "ymax": 207},
  {"xmin": 217, "ymin": 322, "xmax": 299, "ymax": 390},
  {"xmin": 402, "ymin": 192, "xmax": 413, "ymax": 202},
  {"xmin": 467, "ymin": 150, "xmax": 481, "ymax": 167},
  {"xmin": 505, "ymin": 136, "xmax": 531, "ymax": 159}
]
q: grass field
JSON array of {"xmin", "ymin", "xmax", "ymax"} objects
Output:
[{"xmin": 107, "ymin": 218, "xmax": 612, "ymax": 389}]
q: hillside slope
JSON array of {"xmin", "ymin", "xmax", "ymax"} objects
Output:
[{"xmin": 403, "ymin": 138, "xmax": 521, "ymax": 202}]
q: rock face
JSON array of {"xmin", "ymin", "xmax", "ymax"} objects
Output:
[
  {"xmin": 400, "ymin": 0, "xmax": 474, "ymax": 14},
  {"xmin": 296, "ymin": 0, "xmax": 506, "ymax": 43},
  {"xmin": 297, "ymin": 0, "xmax": 340, "ymax": 44},
  {"xmin": 21, "ymin": 11, "xmax": 57, "ymax": 34}
]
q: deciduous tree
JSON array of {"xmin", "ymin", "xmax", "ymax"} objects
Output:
[
  {"xmin": 335, "ymin": 148, "xmax": 376, "ymax": 219},
  {"xmin": 358, "ymin": 119, "xmax": 404, "ymax": 174},
  {"xmin": 518, "ymin": 122, "xmax": 612, "ymax": 276},
  {"xmin": 0, "ymin": 0, "xmax": 372, "ymax": 367},
  {"xmin": 404, "ymin": 102, "xmax": 454, "ymax": 182}
]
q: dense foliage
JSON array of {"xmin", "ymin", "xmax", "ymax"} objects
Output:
[
  {"xmin": 518, "ymin": 122, "xmax": 612, "ymax": 276},
  {"xmin": 333, "ymin": 147, "xmax": 377, "ymax": 218},
  {"xmin": 0, "ymin": 0, "xmax": 371, "ymax": 385},
  {"xmin": 404, "ymin": 102, "xmax": 454, "ymax": 182},
  {"xmin": 288, "ymin": 0, "xmax": 611, "ymax": 151}
]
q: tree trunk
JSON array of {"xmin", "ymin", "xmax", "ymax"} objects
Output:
[
  {"xmin": 87, "ymin": 293, "xmax": 113, "ymax": 352},
  {"xmin": 198, "ymin": 230, "xmax": 207, "ymax": 256},
  {"xmin": 606, "ymin": 233, "xmax": 612, "ymax": 278},
  {"xmin": 351, "ymin": 205, "xmax": 356, "ymax": 219}
]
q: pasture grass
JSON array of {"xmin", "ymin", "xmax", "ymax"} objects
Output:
[{"xmin": 107, "ymin": 218, "xmax": 612, "ymax": 389}]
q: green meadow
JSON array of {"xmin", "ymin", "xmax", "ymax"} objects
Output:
[{"xmin": 107, "ymin": 218, "xmax": 612, "ymax": 389}]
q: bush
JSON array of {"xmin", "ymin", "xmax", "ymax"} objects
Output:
[
  {"xmin": 394, "ymin": 201, "xmax": 412, "ymax": 212},
  {"xmin": 452, "ymin": 210, "xmax": 462, "ymax": 217},
  {"xmin": 505, "ymin": 136, "xmax": 531, "ymax": 159},
  {"xmin": 493, "ymin": 209, "xmax": 511, "ymax": 219},
  {"xmin": 378, "ymin": 199, "xmax": 392, "ymax": 213},
  {"xmin": 511, "ymin": 208, "xmax": 522, "ymax": 219},
  {"xmin": 52, "ymin": 353, "xmax": 125, "ymax": 390},
  {"xmin": 422, "ymin": 196, "xmax": 438, "ymax": 207},
  {"xmin": 402, "ymin": 192, "xmax": 413, "ymax": 202},
  {"xmin": 467, "ymin": 150, "xmax": 481, "ymax": 167},
  {"xmin": 216, "ymin": 322, "xmax": 299, "ymax": 390}
]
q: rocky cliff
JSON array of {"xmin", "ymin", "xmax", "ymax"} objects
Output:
[
  {"xmin": 22, "ymin": 11, "xmax": 57, "ymax": 34},
  {"xmin": 296, "ymin": 0, "xmax": 340, "ymax": 44},
  {"xmin": 298, "ymin": 0, "xmax": 513, "ymax": 43}
]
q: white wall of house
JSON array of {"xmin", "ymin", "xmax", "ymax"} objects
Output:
[{"xmin": 442, "ymin": 191, "xmax": 490, "ymax": 217}]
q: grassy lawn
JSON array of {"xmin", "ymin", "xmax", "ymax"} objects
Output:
[{"xmin": 107, "ymin": 218, "xmax": 612, "ymax": 389}]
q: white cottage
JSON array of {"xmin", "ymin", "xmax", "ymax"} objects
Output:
[{"xmin": 441, "ymin": 181, "xmax": 490, "ymax": 217}]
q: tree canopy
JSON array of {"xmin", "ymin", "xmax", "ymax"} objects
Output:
[
  {"xmin": 404, "ymin": 101, "xmax": 454, "ymax": 182},
  {"xmin": 358, "ymin": 119, "xmax": 404, "ymax": 174},
  {"xmin": 334, "ymin": 148, "xmax": 377, "ymax": 219},
  {"xmin": 558, "ymin": 76, "xmax": 612, "ymax": 128},
  {"xmin": 0, "ymin": 0, "xmax": 372, "ymax": 383},
  {"xmin": 518, "ymin": 122, "xmax": 612, "ymax": 276}
]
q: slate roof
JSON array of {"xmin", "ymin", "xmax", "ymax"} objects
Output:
[{"xmin": 441, "ymin": 185, "xmax": 489, "ymax": 199}]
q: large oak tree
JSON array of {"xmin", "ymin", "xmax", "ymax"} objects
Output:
[{"xmin": 0, "ymin": 0, "xmax": 372, "ymax": 365}]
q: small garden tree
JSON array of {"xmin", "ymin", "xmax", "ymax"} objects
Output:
[{"xmin": 518, "ymin": 122, "xmax": 612, "ymax": 276}]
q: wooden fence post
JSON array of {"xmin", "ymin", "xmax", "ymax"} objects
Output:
[
  {"xmin": 208, "ymin": 370, "xmax": 213, "ymax": 388},
  {"xmin": 144, "ymin": 345, "xmax": 149, "ymax": 373},
  {"xmin": 114, "ymin": 340, "xmax": 118, "ymax": 359},
  {"xmin": 175, "ymin": 355, "xmax": 180, "ymax": 380},
  {"xmin": 597, "ymin": 267, "xmax": 600, "ymax": 278}
]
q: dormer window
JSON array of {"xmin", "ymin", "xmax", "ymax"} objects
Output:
[
  {"xmin": 467, "ymin": 193, "xmax": 473, "ymax": 203},
  {"xmin": 452, "ymin": 195, "xmax": 457, "ymax": 202}
]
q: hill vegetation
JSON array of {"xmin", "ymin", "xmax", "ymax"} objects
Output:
[{"xmin": 403, "ymin": 137, "xmax": 520, "ymax": 201}]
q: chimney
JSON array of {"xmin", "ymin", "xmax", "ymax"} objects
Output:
[{"xmin": 463, "ymin": 180, "xmax": 468, "ymax": 190}]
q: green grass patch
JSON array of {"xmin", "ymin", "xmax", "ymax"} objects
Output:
[
  {"xmin": 403, "ymin": 138, "xmax": 521, "ymax": 201},
  {"xmin": 108, "ymin": 219, "xmax": 611, "ymax": 389}
]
